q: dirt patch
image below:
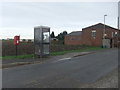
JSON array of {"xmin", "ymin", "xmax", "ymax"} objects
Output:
[{"xmin": 2, "ymin": 40, "xmax": 34, "ymax": 56}]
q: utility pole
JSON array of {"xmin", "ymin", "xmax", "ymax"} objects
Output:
[
  {"xmin": 118, "ymin": 1, "xmax": 120, "ymax": 48},
  {"xmin": 103, "ymin": 14, "xmax": 107, "ymax": 48},
  {"xmin": 117, "ymin": 17, "xmax": 119, "ymax": 48},
  {"xmin": 118, "ymin": 1, "xmax": 120, "ymax": 30},
  {"xmin": 118, "ymin": 17, "xmax": 119, "ymax": 30}
]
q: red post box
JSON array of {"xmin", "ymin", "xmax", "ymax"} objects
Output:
[
  {"xmin": 14, "ymin": 35, "xmax": 20, "ymax": 56},
  {"xmin": 14, "ymin": 36, "xmax": 20, "ymax": 45}
]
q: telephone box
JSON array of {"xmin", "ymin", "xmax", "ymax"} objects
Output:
[{"xmin": 34, "ymin": 26, "xmax": 50, "ymax": 57}]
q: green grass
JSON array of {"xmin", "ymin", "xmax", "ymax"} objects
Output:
[
  {"xmin": 2, "ymin": 54, "xmax": 34, "ymax": 60},
  {"xmin": 2, "ymin": 46, "xmax": 106, "ymax": 60},
  {"xmin": 50, "ymin": 46, "xmax": 105, "ymax": 55}
]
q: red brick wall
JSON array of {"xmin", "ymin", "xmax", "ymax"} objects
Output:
[
  {"xmin": 64, "ymin": 35, "xmax": 82, "ymax": 45},
  {"xmin": 82, "ymin": 28, "xmax": 103, "ymax": 46}
]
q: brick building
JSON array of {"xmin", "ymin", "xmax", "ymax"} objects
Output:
[
  {"xmin": 65, "ymin": 23, "xmax": 120, "ymax": 48},
  {"xmin": 65, "ymin": 31, "xmax": 82, "ymax": 45}
]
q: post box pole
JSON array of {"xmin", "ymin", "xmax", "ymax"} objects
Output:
[{"xmin": 16, "ymin": 45, "xmax": 17, "ymax": 56}]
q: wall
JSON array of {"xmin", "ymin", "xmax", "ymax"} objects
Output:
[
  {"xmin": 82, "ymin": 28, "xmax": 103, "ymax": 46},
  {"xmin": 64, "ymin": 35, "xmax": 82, "ymax": 45}
]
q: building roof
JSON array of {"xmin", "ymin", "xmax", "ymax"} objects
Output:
[
  {"xmin": 34, "ymin": 26, "xmax": 50, "ymax": 29},
  {"xmin": 66, "ymin": 31, "xmax": 82, "ymax": 36},
  {"xmin": 82, "ymin": 23, "xmax": 118, "ymax": 31}
]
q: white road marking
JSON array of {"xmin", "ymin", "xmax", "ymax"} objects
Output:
[
  {"xmin": 52, "ymin": 57, "xmax": 72, "ymax": 63},
  {"xmin": 58, "ymin": 57, "xmax": 72, "ymax": 61}
]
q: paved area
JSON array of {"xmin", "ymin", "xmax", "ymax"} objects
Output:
[{"xmin": 2, "ymin": 48, "xmax": 118, "ymax": 88}]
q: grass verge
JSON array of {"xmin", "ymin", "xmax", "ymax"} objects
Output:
[
  {"xmin": 2, "ymin": 54, "xmax": 34, "ymax": 60},
  {"xmin": 2, "ymin": 46, "xmax": 106, "ymax": 60},
  {"xmin": 50, "ymin": 46, "xmax": 106, "ymax": 55}
]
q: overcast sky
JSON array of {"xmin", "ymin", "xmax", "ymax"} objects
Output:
[{"xmin": 0, "ymin": 2, "xmax": 119, "ymax": 39}]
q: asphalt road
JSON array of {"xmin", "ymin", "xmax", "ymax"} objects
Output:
[{"xmin": 2, "ymin": 48, "xmax": 118, "ymax": 88}]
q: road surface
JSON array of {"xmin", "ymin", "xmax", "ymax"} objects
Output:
[{"xmin": 2, "ymin": 48, "xmax": 118, "ymax": 88}]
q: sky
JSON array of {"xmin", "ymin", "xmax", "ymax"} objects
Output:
[{"xmin": 0, "ymin": 1, "xmax": 119, "ymax": 39}]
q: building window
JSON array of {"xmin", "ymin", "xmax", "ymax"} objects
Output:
[
  {"xmin": 91, "ymin": 30, "xmax": 96, "ymax": 38},
  {"xmin": 112, "ymin": 31, "xmax": 118, "ymax": 37}
]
